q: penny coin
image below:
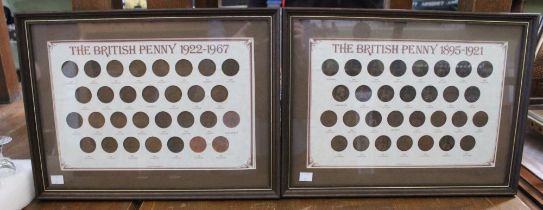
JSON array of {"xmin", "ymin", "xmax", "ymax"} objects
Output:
[
  {"xmin": 123, "ymin": 137, "xmax": 140, "ymax": 153},
  {"xmin": 129, "ymin": 60, "xmax": 146, "ymax": 77},
  {"xmin": 119, "ymin": 86, "xmax": 136, "ymax": 103},
  {"xmin": 88, "ymin": 112, "xmax": 105, "ymax": 128},
  {"xmin": 452, "ymin": 111, "xmax": 467, "ymax": 127},
  {"xmin": 66, "ymin": 112, "xmax": 83, "ymax": 129},
  {"xmin": 97, "ymin": 86, "xmax": 114, "ymax": 103},
  {"xmin": 409, "ymin": 111, "xmax": 425, "ymax": 127},
  {"xmin": 106, "ymin": 60, "xmax": 123, "ymax": 77},
  {"xmin": 431, "ymin": 111, "xmax": 446, "ymax": 127},
  {"xmin": 473, "ymin": 111, "xmax": 488, "ymax": 127},
  {"xmin": 439, "ymin": 135, "xmax": 455, "ymax": 151},
  {"xmin": 365, "ymin": 110, "xmax": 382, "ymax": 127},
  {"xmin": 80, "ymin": 137, "xmax": 96, "ymax": 153},
  {"xmin": 343, "ymin": 110, "xmax": 360, "ymax": 127},
  {"xmin": 460, "ymin": 135, "xmax": 476, "ymax": 151},
  {"xmin": 177, "ymin": 111, "xmax": 194, "ymax": 128},
  {"xmin": 332, "ymin": 85, "xmax": 349, "ymax": 102},
  {"xmin": 455, "ymin": 61, "xmax": 471, "ymax": 78},
  {"xmin": 133, "ymin": 112, "xmax": 149, "ymax": 128},
  {"xmin": 84, "ymin": 60, "xmax": 101, "ymax": 78},
  {"xmin": 390, "ymin": 60, "xmax": 407, "ymax": 77},
  {"xmin": 434, "ymin": 60, "xmax": 450, "ymax": 77},
  {"xmin": 331, "ymin": 135, "xmax": 348, "ymax": 152},
  {"xmin": 223, "ymin": 111, "xmax": 240, "ymax": 128},
  {"xmin": 211, "ymin": 85, "xmax": 228, "ymax": 102},
  {"xmin": 421, "ymin": 86, "xmax": 438, "ymax": 102},
  {"xmin": 353, "ymin": 135, "xmax": 370, "ymax": 151},
  {"xmin": 355, "ymin": 85, "xmax": 371, "ymax": 102},
  {"xmin": 155, "ymin": 111, "xmax": 172, "ymax": 128},
  {"xmin": 212, "ymin": 136, "xmax": 229, "ymax": 153},
  {"xmin": 377, "ymin": 85, "xmax": 394, "ymax": 102},
  {"xmin": 75, "ymin": 86, "xmax": 92, "ymax": 103},
  {"xmin": 165, "ymin": 86, "xmax": 182, "ymax": 103},
  {"xmin": 400, "ymin": 85, "xmax": 416, "ymax": 102},
  {"xmin": 344, "ymin": 59, "xmax": 362, "ymax": 76},
  {"xmin": 145, "ymin": 137, "xmax": 162, "ymax": 153},
  {"xmin": 199, "ymin": 59, "xmax": 216, "ymax": 76},
  {"xmin": 320, "ymin": 110, "xmax": 337, "ymax": 127},
  {"xmin": 152, "ymin": 59, "xmax": 169, "ymax": 77},
  {"xmin": 190, "ymin": 136, "xmax": 207, "ymax": 153},
  {"xmin": 188, "ymin": 85, "xmax": 205, "ymax": 102},
  {"xmin": 397, "ymin": 135, "xmax": 413, "ymax": 151},
  {"xmin": 110, "ymin": 112, "xmax": 127, "ymax": 128},
  {"xmin": 464, "ymin": 86, "xmax": 480, "ymax": 103},
  {"xmin": 142, "ymin": 86, "xmax": 159, "ymax": 103},
  {"xmin": 387, "ymin": 111, "xmax": 403, "ymax": 127},
  {"xmin": 412, "ymin": 60, "xmax": 428, "ymax": 77},
  {"xmin": 375, "ymin": 135, "xmax": 392, "ymax": 151},
  {"xmin": 167, "ymin": 137, "xmax": 184, "ymax": 153},
  {"xmin": 101, "ymin": 137, "xmax": 118, "ymax": 153},
  {"xmin": 367, "ymin": 59, "xmax": 384, "ymax": 76},
  {"xmin": 321, "ymin": 59, "xmax": 339, "ymax": 76},
  {"xmin": 62, "ymin": 61, "xmax": 78, "ymax": 78},
  {"xmin": 477, "ymin": 61, "xmax": 493, "ymax": 78},
  {"xmin": 418, "ymin": 135, "xmax": 434, "ymax": 151},
  {"xmin": 222, "ymin": 59, "xmax": 240, "ymax": 76},
  {"xmin": 443, "ymin": 86, "xmax": 459, "ymax": 103},
  {"xmin": 200, "ymin": 111, "xmax": 217, "ymax": 128},
  {"xmin": 175, "ymin": 59, "xmax": 192, "ymax": 76}
]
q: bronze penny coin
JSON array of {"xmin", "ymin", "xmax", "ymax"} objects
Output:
[
  {"xmin": 84, "ymin": 60, "xmax": 101, "ymax": 78},
  {"xmin": 377, "ymin": 85, "xmax": 394, "ymax": 102},
  {"xmin": 200, "ymin": 111, "xmax": 217, "ymax": 128},
  {"xmin": 344, "ymin": 59, "xmax": 362, "ymax": 76},
  {"xmin": 106, "ymin": 60, "xmax": 123, "ymax": 77},
  {"xmin": 332, "ymin": 85, "xmax": 349, "ymax": 102},
  {"xmin": 464, "ymin": 86, "xmax": 480, "ymax": 103},
  {"xmin": 129, "ymin": 60, "xmax": 146, "ymax": 77},
  {"xmin": 66, "ymin": 112, "xmax": 83, "ymax": 129},
  {"xmin": 439, "ymin": 135, "xmax": 455, "ymax": 151},
  {"xmin": 190, "ymin": 136, "xmax": 207, "ymax": 153},
  {"xmin": 434, "ymin": 60, "xmax": 450, "ymax": 77},
  {"xmin": 119, "ymin": 86, "xmax": 137, "ymax": 103},
  {"xmin": 421, "ymin": 86, "xmax": 438, "ymax": 102},
  {"xmin": 188, "ymin": 85, "xmax": 205, "ymax": 102},
  {"xmin": 97, "ymin": 86, "xmax": 114, "ymax": 103},
  {"xmin": 320, "ymin": 110, "xmax": 337, "ymax": 127},
  {"xmin": 165, "ymin": 86, "xmax": 182, "ymax": 103},
  {"xmin": 155, "ymin": 111, "xmax": 172, "ymax": 128},
  {"xmin": 123, "ymin": 137, "xmax": 140, "ymax": 153},
  {"xmin": 177, "ymin": 111, "xmax": 194, "ymax": 128},
  {"xmin": 375, "ymin": 135, "xmax": 392, "ymax": 151},
  {"xmin": 397, "ymin": 135, "xmax": 413, "ymax": 151},
  {"xmin": 472, "ymin": 111, "xmax": 488, "ymax": 127},
  {"xmin": 88, "ymin": 112, "xmax": 105, "ymax": 128},
  {"xmin": 455, "ymin": 61, "xmax": 472, "ymax": 78},
  {"xmin": 477, "ymin": 61, "xmax": 493, "ymax": 78},
  {"xmin": 353, "ymin": 135, "xmax": 370, "ymax": 151},
  {"xmin": 460, "ymin": 135, "xmax": 476, "ymax": 151},
  {"xmin": 133, "ymin": 112, "xmax": 149, "ymax": 128},
  {"xmin": 409, "ymin": 111, "xmax": 425, "ymax": 127},
  {"xmin": 211, "ymin": 85, "xmax": 228, "ymax": 102},
  {"xmin": 430, "ymin": 111, "xmax": 447, "ymax": 127},
  {"xmin": 176, "ymin": 59, "xmax": 192, "ymax": 76},
  {"xmin": 80, "ymin": 137, "xmax": 96, "ymax": 153},
  {"xmin": 61, "ymin": 61, "xmax": 78, "ymax": 78},
  {"xmin": 443, "ymin": 86, "xmax": 459, "ymax": 103},
  {"xmin": 343, "ymin": 110, "xmax": 360, "ymax": 127},
  {"xmin": 101, "ymin": 137, "xmax": 118, "ymax": 153},
  {"xmin": 110, "ymin": 112, "xmax": 127, "ymax": 128},
  {"xmin": 355, "ymin": 85, "xmax": 371, "ymax": 102},
  {"xmin": 330, "ymin": 135, "xmax": 348, "ymax": 152},
  {"xmin": 212, "ymin": 136, "xmax": 229, "ymax": 153},
  {"xmin": 199, "ymin": 59, "xmax": 216, "ymax": 76},
  {"xmin": 152, "ymin": 59, "xmax": 169, "ymax": 77},
  {"xmin": 365, "ymin": 110, "xmax": 382, "ymax": 127},
  {"xmin": 222, "ymin": 59, "xmax": 240, "ymax": 76},
  {"xmin": 145, "ymin": 137, "xmax": 162, "ymax": 153},
  {"xmin": 390, "ymin": 60, "xmax": 407, "ymax": 77},
  {"xmin": 142, "ymin": 86, "xmax": 159, "ymax": 103},
  {"xmin": 387, "ymin": 111, "xmax": 403, "ymax": 127},
  {"xmin": 452, "ymin": 111, "xmax": 468, "ymax": 127},
  {"xmin": 223, "ymin": 111, "xmax": 240, "ymax": 128},
  {"xmin": 400, "ymin": 85, "xmax": 416, "ymax": 102},
  {"xmin": 412, "ymin": 60, "xmax": 429, "ymax": 77},
  {"xmin": 167, "ymin": 137, "xmax": 184, "ymax": 153},
  {"xmin": 321, "ymin": 59, "xmax": 339, "ymax": 76},
  {"xmin": 418, "ymin": 135, "xmax": 434, "ymax": 151},
  {"xmin": 75, "ymin": 86, "xmax": 92, "ymax": 103},
  {"xmin": 368, "ymin": 59, "xmax": 384, "ymax": 76}
]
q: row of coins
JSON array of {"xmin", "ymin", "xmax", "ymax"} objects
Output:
[
  {"xmin": 80, "ymin": 136, "xmax": 230, "ymax": 154},
  {"xmin": 320, "ymin": 110, "xmax": 488, "ymax": 128},
  {"xmin": 321, "ymin": 59, "xmax": 493, "ymax": 78},
  {"xmin": 331, "ymin": 85, "xmax": 480, "ymax": 103},
  {"xmin": 66, "ymin": 111, "xmax": 240, "ymax": 129},
  {"xmin": 74, "ymin": 85, "xmax": 228, "ymax": 104},
  {"xmin": 62, "ymin": 59, "xmax": 240, "ymax": 78},
  {"xmin": 329, "ymin": 134, "xmax": 476, "ymax": 152}
]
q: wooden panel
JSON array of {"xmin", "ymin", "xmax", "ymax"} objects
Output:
[
  {"xmin": 0, "ymin": 98, "xmax": 29, "ymax": 159},
  {"xmin": 195, "ymin": 0, "xmax": 219, "ymax": 8},
  {"xmin": 0, "ymin": 1, "xmax": 20, "ymax": 103},
  {"xmin": 147, "ymin": 0, "xmax": 193, "ymax": 8},
  {"xmin": 458, "ymin": 0, "xmax": 513, "ymax": 12},
  {"xmin": 24, "ymin": 200, "xmax": 137, "ymax": 210},
  {"xmin": 72, "ymin": 0, "xmax": 122, "ymax": 10},
  {"xmin": 389, "ymin": 0, "xmax": 412, "ymax": 9}
]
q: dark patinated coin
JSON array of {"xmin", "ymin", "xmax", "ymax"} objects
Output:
[
  {"xmin": 123, "ymin": 137, "xmax": 140, "ymax": 153},
  {"xmin": 175, "ymin": 59, "xmax": 192, "ymax": 76},
  {"xmin": 88, "ymin": 112, "xmax": 105, "ymax": 128},
  {"xmin": 377, "ymin": 85, "xmax": 394, "ymax": 102},
  {"xmin": 129, "ymin": 60, "xmax": 146, "ymax": 77},
  {"xmin": 110, "ymin": 112, "xmax": 127, "ymax": 128},
  {"xmin": 211, "ymin": 85, "xmax": 228, "ymax": 102},
  {"xmin": 439, "ymin": 135, "xmax": 455, "ymax": 151},
  {"xmin": 200, "ymin": 111, "xmax": 217, "ymax": 128},
  {"xmin": 355, "ymin": 85, "xmax": 372, "ymax": 102},
  {"xmin": 460, "ymin": 135, "xmax": 476, "ymax": 151},
  {"xmin": 97, "ymin": 86, "xmax": 114, "ymax": 103},
  {"xmin": 222, "ymin": 59, "xmax": 240, "ymax": 76},
  {"xmin": 165, "ymin": 86, "xmax": 182, "ymax": 103},
  {"xmin": 418, "ymin": 135, "xmax": 434, "ymax": 151},
  {"xmin": 101, "ymin": 137, "xmax": 118, "ymax": 153},
  {"xmin": 431, "ymin": 111, "xmax": 447, "ymax": 127},
  {"xmin": 365, "ymin": 110, "xmax": 382, "ymax": 127},
  {"xmin": 84, "ymin": 60, "xmax": 101, "ymax": 78},
  {"xmin": 321, "ymin": 59, "xmax": 339, "ymax": 76},
  {"xmin": 188, "ymin": 85, "xmax": 205, "ymax": 102},
  {"xmin": 412, "ymin": 60, "xmax": 428, "ymax": 77},
  {"xmin": 375, "ymin": 135, "xmax": 391, "ymax": 151},
  {"xmin": 367, "ymin": 59, "xmax": 384, "ymax": 76},
  {"xmin": 343, "ymin": 110, "xmax": 360, "ymax": 127},
  {"xmin": 167, "ymin": 137, "xmax": 184, "ymax": 153},
  {"xmin": 332, "ymin": 85, "xmax": 349, "ymax": 102},
  {"xmin": 390, "ymin": 60, "xmax": 407, "ymax": 77},
  {"xmin": 397, "ymin": 135, "xmax": 413, "ymax": 151},
  {"xmin": 152, "ymin": 59, "xmax": 169, "ymax": 77},
  {"xmin": 353, "ymin": 135, "xmax": 370, "ymax": 151},
  {"xmin": 387, "ymin": 111, "xmax": 403, "ymax": 127},
  {"xmin": 452, "ymin": 111, "xmax": 468, "ymax": 127},
  {"xmin": 212, "ymin": 136, "xmax": 229, "ymax": 153},
  {"xmin": 62, "ymin": 61, "xmax": 78, "ymax": 78},
  {"xmin": 473, "ymin": 111, "xmax": 489, "ymax": 127},
  {"xmin": 477, "ymin": 61, "xmax": 493, "ymax": 78},
  {"xmin": 421, "ymin": 86, "xmax": 438, "ymax": 102},
  {"xmin": 443, "ymin": 86, "xmax": 459, "ymax": 103},
  {"xmin": 133, "ymin": 112, "xmax": 149, "ymax": 128},
  {"xmin": 455, "ymin": 61, "xmax": 472, "ymax": 77},
  {"xmin": 145, "ymin": 137, "xmax": 162, "ymax": 153},
  {"xmin": 320, "ymin": 110, "xmax": 337, "ymax": 127},
  {"xmin": 120, "ymin": 86, "xmax": 137, "ymax": 103},
  {"xmin": 80, "ymin": 137, "xmax": 96, "ymax": 153},
  {"xmin": 434, "ymin": 60, "xmax": 450, "ymax": 77},
  {"xmin": 155, "ymin": 111, "xmax": 172, "ymax": 128},
  {"xmin": 344, "ymin": 59, "xmax": 362, "ymax": 76},
  {"xmin": 464, "ymin": 86, "xmax": 480, "ymax": 103},
  {"xmin": 177, "ymin": 111, "xmax": 195, "ymax": 128},
  {"xmin": 223, "ymin": 111, "xmax": 240, "ymax": 128},
  {"xmin": 106, "ymin": 60, "xmax": 123, "ymax": 77},
  {"xmin": 66, "ymin": 112, "xmax": 83, "ymax": 129},
  {"xmin": 142, "ymin": 86, "xmax": 159, "ymax": 103},
  {"xmin": 75, "ymin": 86, "xmax": 92, "ymax": 103},
  {"xmin": 400, "ymin": 85, "xmax": 416, "ymax": 102},
  {"xmin": 331, "ymin": 135, "xmax": 348, "ymax": 152},
  {"xmin": 198, "ymin": 59, "xmax": 216, "ymax": 76},
  {"xmin": 409, "ymin": 111, "xmax": 425, "ymax": 127},
  {"xmin": 190, "ymin": 136, "xmax": 207, "ymax": 153}
]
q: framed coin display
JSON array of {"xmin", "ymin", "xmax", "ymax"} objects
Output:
[
  {"xmin": 17, "ymin": 9, "xmax": 280, "ymax": 199},
  {"xmin": 282, "ymin": 9, "xmax": 538, "ymax": 196}
]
